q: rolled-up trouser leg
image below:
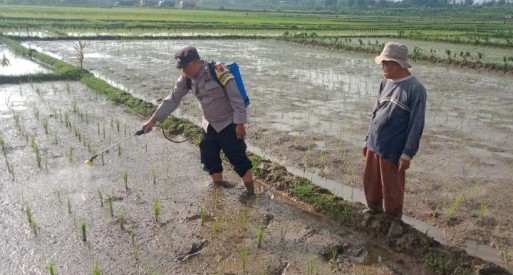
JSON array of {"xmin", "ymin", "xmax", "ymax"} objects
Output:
[
  {"xmin": 363, "ymin": 150, "xmax": 383, "ymax": 211},
  {"xmin": 379, "ymin": 156, "xmax": 405, "ymax": 219}
]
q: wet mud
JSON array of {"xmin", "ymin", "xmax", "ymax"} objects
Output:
[
  {"xmin": 0, "ymin": 81, "xmax": 434, "ymax": 274},
  {"xmin": 2, "ymin": 38, "xmax": 513, "ymax": 273}
]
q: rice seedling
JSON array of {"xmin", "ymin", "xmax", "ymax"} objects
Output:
[
  {"xmin": 479, "ymin": 203, "xmax": 488, "ymax": 224},
  {"xmin": 72, "ymin": 98, "xmax": 78, "ymax": 114},
  {"xmin": 117, "ymin": 144, "xmax": 122, "ymax": 156},
  {"xmin": 118, "ymin": 208, "xmax": 126, "ymax": 230},
  {"xmin": 67, "ymin": 197, "xmax": 72, "ymax": 214},
  {"xmin": 34, "ymin": 145, "xmax": 42, "ymax": 168},
  {"xmin": 307, "ymin": 259, "xmax": 316, "ymax": 275},
  {"xmin": 64, "ymin": 112, "xmax": 71, "ymax": 129},
  {"xmin": 0, "ymin": 134, "xmax": 5, "ymax": 155},
  {"xmin": 55, "ymin": 188, "xmax": 61, "ymax": 203},
  {"xmin": 130, "ymin": 224, "xmax": 136, "ymax": 245},
  {"xmin": 240, "ymin": 242, "xmax": 248, "ymax": 274},
  {"xmin": 199, "ymin": 207, "xmax": 206, "ymax": 226},
  {"xmin": 470, "ymin": 179, "xmax": 479, "ymax": 196},
  {"xmin": 331, "ymin": 249, "xmax": 338, "ymax": 262},
  {"xmin": 52, "ymin": 131, "xmax": 59, "ymax": 144},
  {"xmin": 67, "ymin": 147, "xmax": 74, "ymax": 163},
  {"xmin": 153, "ymin": 198, "xmax": 160, "ymax": 222},
  {"xmin": 211, "ymin": 218, "xmax": 220, "ymax": 236},
  {"xmin": 116, "ymin": 119, "xmax": 120, "ymax": 132},
  {"xmin": 25, "ymin": 206, "xmax": 37, "ymax": 236},
  {"xmin": 42, "ymin": 118, "xmax": 49, "ymax": 134},
  {"xmin": 445, "ymin": 193, "xmax": 463, "ymax": 221},
  {"xmin": 92, "ymin": 259, "xmax": 102, "ymax": 275},
  {"xmin": 151, "ymin": 168, "xmax": 157, "ymax": 185},
  {"xmin": 48, "ymin": 261, "xmax": 55, "ymax": 275},
  {"xmin": 256, "ymin": 224, "xmax": 264, "ymax": 248},
  {"xmin": 80, "ymin": 219, "xmax": 87, "ymax": 242},
  {"xmin": 123, "ymin": 170, "xmax": 128, "ymax": 191},
  {"xmin": 97, "ymin": 190, "xmax": 104, "ymax": 207},
  {"xmin": 6, "ymin": 161, "xmax": 15, "ymax": 181},
  {"xmin": 108, "ymin": 195, "xmax": 114, "ymax": 217}
]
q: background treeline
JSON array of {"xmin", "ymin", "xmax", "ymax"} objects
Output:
[{"xmin": 1, "ymin": 0, "xmax": 513, "ymax": 10}]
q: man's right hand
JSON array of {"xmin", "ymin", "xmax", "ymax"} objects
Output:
[
  {"xmin": 142, "ymin": 117, "xmax": 157, "ymax": 134},
  {"xmin": 362, "ymin": 146, "xmax": 368, "ymax": 157}
]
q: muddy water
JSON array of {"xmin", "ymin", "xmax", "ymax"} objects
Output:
[
  {"xmin": 0, "ymin": 81, "xmax": 431, "ymax": 274},
  {"xmin": 14, "ymin": 39, "xmax": 513, "ymax": 270},
  {"xmin": 0, "ymin": 45, "xmax": 51, "ymax": 75}
]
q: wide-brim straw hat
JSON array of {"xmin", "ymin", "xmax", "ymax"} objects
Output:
[{"xmin": 375, "ymin": 42, "xmax": 411, "ymax": 69}]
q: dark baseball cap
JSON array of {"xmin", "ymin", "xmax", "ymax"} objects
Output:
[{"xmin": 174, "ymin": 46, "xmax": 200, "ymax": 69}]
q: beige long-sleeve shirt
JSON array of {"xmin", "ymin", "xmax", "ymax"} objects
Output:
[{"xmin": 154, "ymin": 61, "xmax": 247, "ymax": 133}]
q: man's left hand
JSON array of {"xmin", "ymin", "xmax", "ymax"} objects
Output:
[
  {"xmin": 235, "ymin": 124, "xmax": 246, "ymax": 139},
  {"xmin": 398, "ymin": 158, "xmax": 410, "ymax": 172}
]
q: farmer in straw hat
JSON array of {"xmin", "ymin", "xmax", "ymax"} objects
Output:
[{"xmin": 362, "ymin": 42, "xmax": 427, "ymax": 238}]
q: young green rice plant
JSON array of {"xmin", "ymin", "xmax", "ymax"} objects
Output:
[
  {"xmin": 108, "ymin": 195, "xmax": 114, "ymax": 217},
  {"xmin": 479, "ymin": 203, "xmax": 488, "ymax": 224},
  {"xmin": 470, "ymin": 179, "xmax": 479, "ymax": 196},
  {"xmin": 48, "ymin": 261, "xmax": 55, "ymax": 275},
  {"xmin": 256, "ymin": 224, "xmax": 264, "ymax": 248},
  {"xmin": 97, "ymin": 190, "xmax": 104, "ymax": 207},
  {"xmin": 211, "ymin": 218, "xmax": 220, "ymax": 236},
  {"xmin": 199, "ymin": 207, "xmax": 206, "ymax": 226},
  {"xmin": 67, "ymin": 197, "xmax": 72, "ymax": 215},
  {"xmin": 331, "ymin": 249, "xmax": 338, "ymax": 262},
  {"xmin": 34, "ymin": 145, "xmax": 42, "ymax": 168},
  {"xmin": 7, "ymin": 161, "xmax": 15, "ymax": 181},
  {"xmin": 72, "ymin": 98, "xmax": 78, "ymax": 114},
  {"xmin": 25, "ymin": 206, "xmax": 37, "ymax": 236},
  {"xmin": 64, "ymin": 112, "xmax": 71, "ymax": 129},
  {"xmin": 307, "ymin": 259, "xmax": 316, "ymax": 275},
  {"xmin": 0, "ymin": 134, "xmax": 5, "ymax": 155},
  {"xmin": 153, "ymin": 198, "xmax": 160, "ymax": 223},
  {"xmin": 55, "ymin": 188, "xmax": 61, "ymax": 203},
  {"xmin": 130, "ymin": 224, "xmax": 136, "ymax": 245},
  {"xmin": 122, "ymin": 170, "xmax": 128, "ymax": 191},
  {"xmin": 445, "ymin": 193, "xmax": 463, "ymax": 221},
  {"xmin": 118, "ymin": 208, "xmax": 126, "ymax": 230},
  {"xmin": 92, "ymin": 259, "xmax": 102, "ymax": 275},
  {"xmin": 80, "ymin": 219, "xmax": 87, "ymax": 242},
  {"xmin": 117, "ymin": 144, "xmax": 122, "ymax": 156},
  {"xmin": 240, "ymin": 242, "xmax": 248, "ymax": 274},
  {"xmin": 42, "ymin": 118, "xmax": 49, "ymax": 134},
  {"xmin": 67, "ymin": 147, "xmax": 74, "ymax": 163},
  {"xmin": 115, "ymin": 119, "xmax": 120, "ymax": 132},
  {"xmin": 151, "ymin": 168, "xmax": 157, "ymax": 185}
]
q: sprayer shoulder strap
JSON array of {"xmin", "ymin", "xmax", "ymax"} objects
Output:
[{"xmin": 185, "ymin": 61, "xmax": 231, "ymax": 90}]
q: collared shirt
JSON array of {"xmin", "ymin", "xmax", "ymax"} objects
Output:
[
  {"xmin": 364, "ymin": 76, "xmax": 427, "ymax": 164},
  {"xmin": 153, "ymin": 60, "xmax": 247, "ymax": 133}
]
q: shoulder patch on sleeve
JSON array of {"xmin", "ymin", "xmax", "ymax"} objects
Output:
[{"xmin": 213, "ymin": 63, "xmax": 234, "ymax": 86}]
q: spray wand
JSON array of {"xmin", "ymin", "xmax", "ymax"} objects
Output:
[{"xmin": 84, "ymin": 129, "xmax": 144, "ymax": 166}]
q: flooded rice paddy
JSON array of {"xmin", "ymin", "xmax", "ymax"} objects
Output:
[{"xmin": 2, "ymin": 38, "xmax": 513, "ymax": 272}]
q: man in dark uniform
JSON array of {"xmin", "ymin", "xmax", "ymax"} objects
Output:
[{"xmin": 142, "ymin": 46, "xmax": 254, "ymax": 197}]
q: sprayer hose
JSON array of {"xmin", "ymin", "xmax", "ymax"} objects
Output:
[{"xmin": 153, "ymin": 124, "xmax": 201, "ymax": 144}]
